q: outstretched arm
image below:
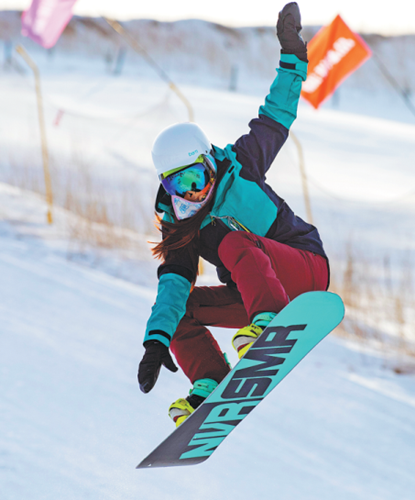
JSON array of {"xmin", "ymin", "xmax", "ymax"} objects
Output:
[
  {"xmin": 138, "ymin": 272, "xmax": 191, "ymax": 393},
  {"xmin": 234, "ymin": 2, "xmax": 308, "ymax": 182}
]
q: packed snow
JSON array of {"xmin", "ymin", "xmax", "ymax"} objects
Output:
[
  {"xmin": 1, "ymin": 184, "xmax": 415, "ymax": 499},
  {"xmin": 1, "ymin": 12, "xmax": 415, "ymax": 500}
]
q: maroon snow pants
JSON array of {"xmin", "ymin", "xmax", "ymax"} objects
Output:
[{"xmin": 170, "ymin": 231, "xmax": 329, "ymax": 385}]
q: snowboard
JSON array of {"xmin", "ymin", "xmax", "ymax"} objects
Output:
[{"xmin": 137, "ymin": 291, "xmax": 344, "ymax": 469}]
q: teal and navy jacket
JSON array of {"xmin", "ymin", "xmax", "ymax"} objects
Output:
[{"xmin": 144, "ymin": 54, "xmax": 329, "ymax": 348}]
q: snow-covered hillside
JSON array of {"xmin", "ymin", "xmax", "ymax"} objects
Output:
[
  {"xmin": 1, "ymin": 10, "xmax": 415, "ymax": 121},
  {"xmin": 1, "ymin": 182, "xmax": 415, "ymax": 500},
  {"xmin": 1, "ymin": 10, "xmax": 415, "ymax": 500}
]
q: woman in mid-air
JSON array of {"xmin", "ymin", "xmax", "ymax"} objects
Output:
[{"xmin": 138, "ymin": 3, "xmax": 329, "ymax": 427}]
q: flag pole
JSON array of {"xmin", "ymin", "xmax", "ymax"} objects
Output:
[
  {"xmin": 371, "ymin": 51, "xmax": 415, "ymax": 119},
  {"xmin": 103, "ymin": 18, "xmax": 194, "ymax": 123},
  {"xmin": 15, "ymin": 45, "xmax": 53, "ymax": 224},
  {"xmin": 290, "ymin": 131, "xmax": 314, "ymax": 225},
  {"xmin": 102, "ymin": 18, "xmax": 203, "ymax": 273}
]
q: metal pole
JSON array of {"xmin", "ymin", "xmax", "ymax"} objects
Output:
[
  {"xmin": 371, "ymin": 51, "xmax": 415, "ymax": 119},
  {"xmin": 103, "ymin": 18, "xmax": 201, "ymax": 274},
  {"xmin": 290, "ymin": 131, "xmax": 314, "ymax": 225},
  {"xmin": 16, "ymin": 45, "xmax": 53, "ymax": 224},
  {"xmin": 104, "ymin": 18, "xmax": 194, "ymax": 122}
]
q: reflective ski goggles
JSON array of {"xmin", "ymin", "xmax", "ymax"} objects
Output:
[{"xmin": 160, "ymin": 155, "xmax": 215, "ymax": 200}]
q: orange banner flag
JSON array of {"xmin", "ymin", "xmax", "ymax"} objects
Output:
[{"xmin": 301, "ymin": 15, "xmax": 372, "ymax": 109}]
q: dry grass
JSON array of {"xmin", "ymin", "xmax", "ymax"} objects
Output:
[
  {"xmin": 2, "ymin": 146, "xmax": 158, "ymax": 253},
  {"xmin": 330, "ymin": 240, "xmax": 415, "ymax": 366},
  {"xmin": 3, "ymin": 143, "xmax": 415, "ymax": 368}
]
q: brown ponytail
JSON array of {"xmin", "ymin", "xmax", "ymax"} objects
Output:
[
  {"xmin": 150, "ymin": 161, "xmax": 224, "ymax": 275},
  {"xmin": 150, "ymin": 189, "xmax": 216, "ymax": 272}
]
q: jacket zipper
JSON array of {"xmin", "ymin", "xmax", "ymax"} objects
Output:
[{"xmin": 210, "ymin": 215, "xmax": 251, "ymax": 233}]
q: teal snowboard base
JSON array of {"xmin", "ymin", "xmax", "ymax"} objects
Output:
[{"xmin": 137, "ymin": 291, "xmax": 344, "ymax": 469}]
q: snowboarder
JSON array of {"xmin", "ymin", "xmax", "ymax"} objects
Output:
[{"xmin": 138, "ymin": 3, "xmax": 330, "ymax": 427}]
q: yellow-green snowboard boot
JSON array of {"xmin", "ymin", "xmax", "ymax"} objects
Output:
[{"xmin": 232, "ymin": 312, "xmax": 277, "ymax": 359}]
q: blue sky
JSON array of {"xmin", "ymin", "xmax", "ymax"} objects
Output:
[{"xmin": 1, "ymin": 0, "xmax": 415, "ymax": 35}]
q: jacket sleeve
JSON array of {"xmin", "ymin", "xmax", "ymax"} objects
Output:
[
  {"xmin": 233, "ymin": 54, "xmax": 308, "ymax": 182},
  {"xmin": 143, "ymin": 211, "xmax": 197, "ymax": 348},
  {"xmin": 143, "ymin": 273, "xmax": 191, "ymax": 347}
]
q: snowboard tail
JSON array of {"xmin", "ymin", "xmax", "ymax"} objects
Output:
[{"xmin": 138, "ymin": 291, "xmax": 344, "ymax": 469}]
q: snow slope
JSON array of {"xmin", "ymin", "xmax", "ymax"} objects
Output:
[
  {"xmin": 2, "ymin": 10, "xmax": 415, "ymax": 123},
  {"xmin": 1, "ymin": 183, "xmax": 415, "ymax": 500},
  {"xmin": 1, "ymin": 12, "xmax": 415, "ymax": 499}
]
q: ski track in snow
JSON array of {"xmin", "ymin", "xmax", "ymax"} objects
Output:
[{"xmin": 347, "ymin": 373, "xmax": 415, "ymax": 409}]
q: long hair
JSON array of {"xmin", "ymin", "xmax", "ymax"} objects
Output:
[
  {"xmin": 151, "ymin": 159, "xmax": 225, "ymax": 276},
  {"xmin": 150, "ymin": 186, "xmax": 217, "ymax": 273}
]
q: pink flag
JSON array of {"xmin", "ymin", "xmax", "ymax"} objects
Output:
[{"xmin": 21, "ymin": 0, "xmax": 78, "ymax": 49}]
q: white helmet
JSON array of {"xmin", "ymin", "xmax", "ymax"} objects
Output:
[{"xmin": 152, "ymin": 122, "xmax": 212, "ymax": 177}]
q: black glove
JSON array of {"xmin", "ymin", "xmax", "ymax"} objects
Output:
[
  {"xmin": 276, "ymin": 2, "xmax": 308, "ymax": 62},
  {"xmin": 138, "ymin": 340, "xmax": 178, "ymax": 394}
]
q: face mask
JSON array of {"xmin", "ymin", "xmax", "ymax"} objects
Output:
[{"xmin": 171, "ymin": 180, "xmax": 216, "ymax": 220}]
